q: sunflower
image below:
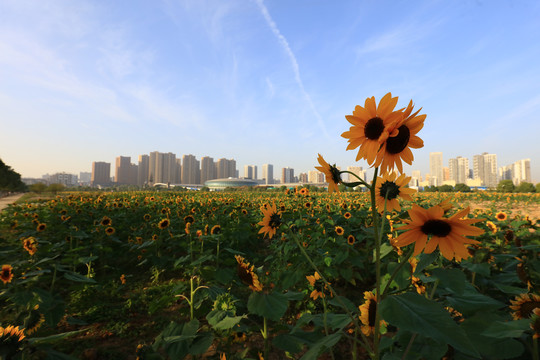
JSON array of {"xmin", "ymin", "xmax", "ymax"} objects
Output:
[
  {"xmin": 0, "ymin": 325, "xmax": 25, "ymax": 347},
  {"xmin": 495, "ymin": 211, "xmax": 507, "ymax": 221},
  {"xmin": 120, "ymin": 274, "xmax": 126, "ymax": 285},
  {"xmin": 374, "ymin": 172, "xmax": 415, "ymax": 213},
  {"xmin": 344, "ymin": 212, "xmax": 352, "ymax": 219},
  {"xmin": 184, "ymin": 215, "xmax": 195, "ymax": 224},
  {"xmin": 342, "ymin": 93, "xmax": 404, "ymax": 165},
  {"xmin": 1, "ymin": 264, "xmax": 14, "ymax": 284},
  {"xmin": 509, "ymin": 293, "xmax": 540, "ymax": 320},
  {"xmin": 211, "ymin": 225, "xmax": 221, "ymax": 235},
  {"xmin": 24, "ymin": 305, "xmax": 45, "ymax": 335},
  {"xmin": 235, "ymin": 255, "xmax": 263, "ymax": 292},
  {"xmin": 105, "ymin": 227, "xmax": 115, "ymax": 236},
  {"xmin": 101, "ymin": 216, "xmax": 112, "ymax": 226},
  {"xmin": 36, "ymin": 223, "xmax": 46, "ymax": 232},
  {"xmin": 185, "ymin": 222, "xmax": 191, "ymax": 234},
  {"xmin": 347, "ymin": 235, "xmax": 356, "ymax": 245},
  {"xmin": 22, "ymin": 237, "xmax": 38, "ymax": 256},
  {"xmin": 335, "ymin": 226, "xmax": 345, "ymax": 236},
  {"xmin": 143, "ymin": 214, "xmax": 151, "ymax": 221},
  {"xmin": 531, "ymin": 308, "xmax": 540, "ymax": 339},
  {"xmin": 486, "ymin": 221, "xmax": 497, "ymax": 234},
  {"xmin": 375, "ymin": 100, "xmax": 426, "ymax": 174},
  {"xmin": 409, "ymin": 257, "xmax": 425, "ymax": 294},
  {"xmin": 393, "ymin": 204, "xmax": 484, "ymax": 261},
  {"xmin": 299, "ymin": 188, "xmax": 309, "ymax": 196},
  {"xmin": 158, "ymin": 219, "xmax": 170, "ymax": 229},
  {"xmin": 258, "ymin": 202, "xmax": 282, "ymax": 239},
  {"xmin": 306, "ymin": 272, "xmax": 325, "ymax": 300},
  {"xmin": 315, "ymin": 154, "xmax": 341, "ymax": 193},
  {"xmin": 358, "ymin": 291, "xmax": 386, "ymax": 336}
]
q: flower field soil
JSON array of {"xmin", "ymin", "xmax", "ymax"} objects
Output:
[{"xmin": 0, "ymin": 190, "xmax": 538, "ymax": 359}]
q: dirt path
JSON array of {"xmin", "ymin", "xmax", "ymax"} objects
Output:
[{"xmin": 0, "ymin": 194, "xmax": 25, "ymax": 212}]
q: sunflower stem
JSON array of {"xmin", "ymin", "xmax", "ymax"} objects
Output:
[
  {"xmin": 401, "ymin": 333, "xmax": 417, "ymax": 360},
  {"xmin": 533, "ymin": 336, "xmax": 539, "ymax": 360},
  {"xmin": 341, "ymin": 171, "xmax": 371, "ymax": 189},
  {"xmin": 370, "ymin": 167, "xmax": 382, "ymax": 360},
  {"xmin": 382, "ymin": 248, "xmax": 414, "ymax": 298},
  {"xmin": 262, "ymin": 316, "xmax": 269, "ymax": 360}
]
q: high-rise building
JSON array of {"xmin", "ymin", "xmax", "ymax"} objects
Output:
[
  {"xmin": 308, "ymin": 170, "xmax": 325, "ymax": 183},
  {"xmin": 298, "ymin": 173, "xmax": 308, "ymax": 183},
  {"xmin": 216, "ymin": 158, "xmax": 236, "ymax": 179},
  {"xmin": 509, "ymin": 159, "xmax": 531, "ymax": 185},
  {"xmin": 138, "ymin": 155, "xmax": 149, "ymax": 186},
  {"xmin": 115, "ymin": 156, "xmax": 132, "ymax": 185},
  {"xmin": 473, "ymin": 152, "xmax": 498, "ymax": 188},
  {"xmin": 449, "ymin": 156, "xmax": 469, "ymax": 184},
  {"xmin": 91, "ymin": 161, "xmax": 111, "ymax": 186},
  {"xmin": 244, "ymin": 165, "xmax": 258, "ymax": 180},
  {"xmin": 79, "ymin": 172, "xmax": 91, "ymax": 185},
  {"xmin": 429, "ymin": 152, "xmax": 443, "ymax": 186},
  {"xmin": 347, "ymin": 166, "xmax": 366, "ymax": 182},
  {"xmin": 262, "ymin": 164, "xmax": 273, "ymax": 185},
  {"xmin": 148, "ymin": 151, "xmax": 178, "ymax": 184},
  {"xmin": 182, "ymin": 154, "xmax": 200, "ymax": 184},
  {"xmin": 201, "ymin": 156, "xmax": 216, "ymax": 184},
  {"xmin": 281, "ymin": 167, "xmax": 294, "ymax": 184}
]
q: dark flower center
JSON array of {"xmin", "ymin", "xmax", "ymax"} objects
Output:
[
  {"xmin": 421, "ymin": 220, "xmax": 452, "ymax": 237},
  {"xmin": 237, "ymin": 264, "xmax": 255, "ymax": 286},
  {"xmin": 519, "ymin": 301, "xmax": 540, "ymax": 319},
  {"xmin": 330, "ymin": 166, "xmax": 342, "ymax": 184},
  {"xmin": 269, "ymin": 214, "xmax": 281, "ymax": 229},
  {"xmin": 379, "ymin": 181, "xmax": 401, "ymax": 200},
  {"xmin": 1, "ymin": 269, "xmax": 9, "ymax": 278},
  {"xmin": 386, "ymin": 125, "xmax": 410, "ymax": 154},
  {"xmin": 368, "ymin": 299, "xmax": 377, "ymax": 326},
  {"xmin": 364, "ymin": 117, "xmax": 385, "ymax": 140}
]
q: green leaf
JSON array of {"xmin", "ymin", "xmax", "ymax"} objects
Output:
[
  {"xmin": 63, "ymin": 272, "xmax": 97, "ymax": 283},
  {"xmin": 299, "ymin": 333, "xmax": 341, "ymax": 360},
  {"xmin": 324, "ymin": 257, "xmax": 332, "ymax": 267},
  {"xmin": 28, "ymin": 330, "xmax": 85, "ymax": 345},
  {"xmin": 445, "ymin": 284, "xmax": 505, "ymax": 316},
  {"xmin": 380, "ymin": 293, "xmax": 480, "ymax": 358},
  {"xmin": 481, "ymin": 319, "xmax": 531, "ymax": 338},
  {"xmin": 461, "ymin": 261, "xmax": 490, "ymax": 277},
  {"xmin": 431, "ymin": 268, "xmax": 466, "ymax": 295},
  {"xmin": 189, "ymin": 333, "xmax": 214, "ymax": 355},
  {"xmin": 374, "ymin": 243, "xmax": 394, "ymax": 262},
  {"xmin": 247, "ymin": 291, "xmax": 288, "ymax": 321}
]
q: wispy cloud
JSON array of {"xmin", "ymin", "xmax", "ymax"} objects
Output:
[{"xmin": 253, "ymin": 0, "xmax": 329, "ymax": 138}]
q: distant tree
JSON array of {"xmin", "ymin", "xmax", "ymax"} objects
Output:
[
  {"xmin": 423, "ymin": 185, "xmax": 438, "ymax": 192},
  {"xmin": 497, "ymin": 180, "xmax": 515, "ymax": 193},
  {"xmin": 47, "ymin": 183, "xmax": 65, "ymax": 194},
  {"xmin": 515, "ymin": 182, "xmax": 535, "ymax": 193},
  {"xmin": 536, "ymin": 183, "xmax": 540, "ymax": 193},
  {"xmin": 455, "ymin": 183, "xmax": 471, "ymax": 192},
  {"xmin": 0, "ymin": 158, "xmax": 26, "ymax": 192},
  {"xmin": 439, "ymin": 184, "xmax": 454, "ymax": 192},
  {"xmin": 29, "ymin": 183, "xmax": 47, "ymax": 194}
]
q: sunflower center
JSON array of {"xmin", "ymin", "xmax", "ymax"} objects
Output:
[
  {"xmin": 364, "ymin": 117, "xmax": 385, "ymax": 140},
  {"xmin": 379, "ymin": 181, "xmax": 400, "ymax": 200},
  {"xmin": 330, "ymin": 166, "xmax": 342, "ymax": 184},
  {"xmin": 519, "ymin": 301, "xmax": 540, "ymax": 319},
  {"xmin": 386, "ymin": 125, "xmax": 410, "ymax": 154},
  {"xmin": 421, "ymin": 219, "xmax": 451, "ymax": 237},
  {"xmin": 269, "ymin": 214, "xmax": 282, "ymax": 229},
  {"xmin": 368, "ymin": 299, "xmax": 377, "ymax": 327},
  {"xmin": 237, "ymin": 265, "xmax": 255, "ymax": 286}
]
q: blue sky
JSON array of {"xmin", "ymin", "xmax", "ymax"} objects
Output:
[{"xmin": 1, "ymin": 0, "xmax": 539, "ymax": 183}]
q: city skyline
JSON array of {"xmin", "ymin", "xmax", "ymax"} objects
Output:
[
  {"xmin": 23, "ymin": 149, "xmax": 535, "ymax": 189},
  {"xmin": 1, "ymin": 1, "xmax": 540, "ymax": 182}
]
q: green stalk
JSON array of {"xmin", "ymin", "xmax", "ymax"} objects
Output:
[
  {"xmin": 533, "ymin": 336, "xmax": 538, "ymax": 360},
  {"xmin": 382, "ymin": 248, "xmax": 414, "ymax": 298},
  {"xmin": 370, "ymin": 168, "xmax": 382, "ymax": 360},
  {"xmin": 262, "ymin": 317, "xmax": 269, "ymax": 360}
]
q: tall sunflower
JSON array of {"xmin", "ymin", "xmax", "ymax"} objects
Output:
[
  {"xmin": 393, "ymin": 204, "xmax": 484, "ymax": 261},
  {"xmin": 315, "ymin": 154, "xmax": 341, "ymax": 193},
  {"xmin": 375, "ymin": 100, "xmax": 425, "ymax": 174},
  {"xmin": 0, "ymin": 325, "xmax": 25, "ymax": 357},
  {"xmin": 258, "ymin": 202, "xmax": 282, "ymax": 239},
  {"xmin": 235, "ymin": 255, "xmax": 263, "ymax": 292},
  {"xmin": 509, "ymin": 293, "xmax": 540, "ymax": 320},
  {"xmin": 374, "ymin": 172, "xmax": 415, "ymax": 213},
  {"xmin": 341, "ymin": 93, "xmax": 403, "ymax": 165},
  {"xmin": 1, "ymin": 264, "xmax": 14, "ymax": 284},
  {"xmin": 22, "ymin": 237, "xmax": 38, "ymax": 256},
  {"xmin": 358, "ymin": 291, "xmax": 386, "ymax": 336}
]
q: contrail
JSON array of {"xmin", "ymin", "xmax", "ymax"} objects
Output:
[{"xmin": 254, "ymin": 0, "xmax": 329, "ymax": 138}]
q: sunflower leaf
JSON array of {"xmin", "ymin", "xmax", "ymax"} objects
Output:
[
  {"xmin": 431, "ymin": 268, "xmax": 466, "ymax": 295},
  {"xmin": 247, "ymin": 291, "xmax": 288, "ymax": 321},
  {"xmin": 380, "ymin": 292, "xmax": 480, "ymax": 358}
]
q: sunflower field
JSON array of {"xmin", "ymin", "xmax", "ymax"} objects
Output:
[{"xmin": 1, "ymin": 93, "xmax": 539, "ymax": 360}]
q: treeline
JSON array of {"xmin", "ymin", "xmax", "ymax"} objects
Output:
[{"xmin": 0, "ymin": 159, "xmax": 26, "ymax": 193}]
